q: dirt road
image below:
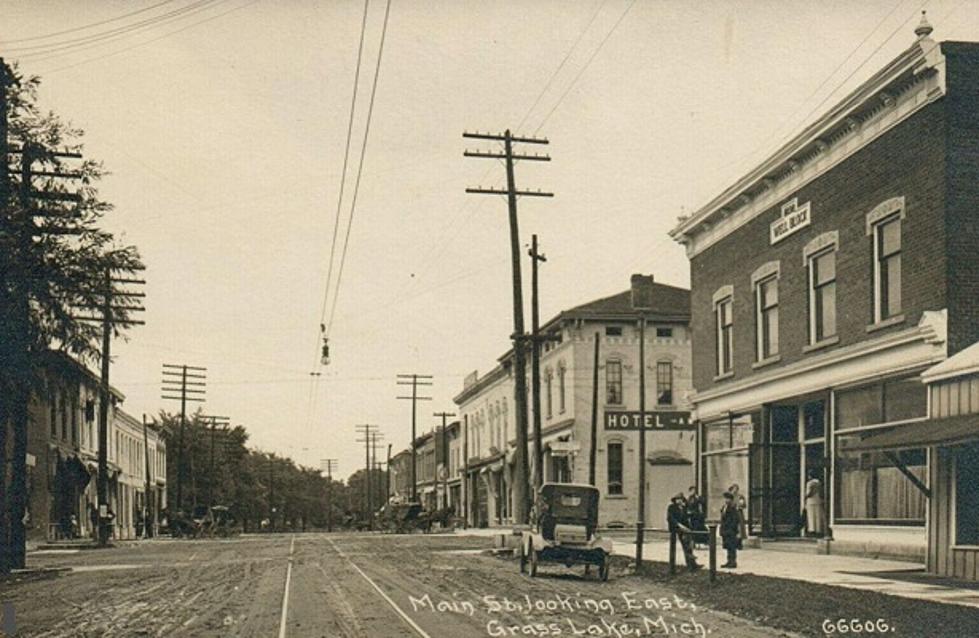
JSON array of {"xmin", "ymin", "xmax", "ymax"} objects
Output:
[{"xmin": 4, "ymin": 532, "xmax": 795, "ymax": 637}]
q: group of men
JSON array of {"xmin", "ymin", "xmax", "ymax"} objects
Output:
[{"xmin": 666, "ymin": 486, "xmax": 743, "ymax": 570}]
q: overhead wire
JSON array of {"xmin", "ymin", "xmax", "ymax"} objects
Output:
[{"xmin": 0, "ymin": 0, "xmax": 178, "ymax": 44}]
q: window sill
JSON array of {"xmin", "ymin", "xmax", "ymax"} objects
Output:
[
  {"xmin": 713, "ymin": 371, "xmax": 734, "ymax": 382},
  {"xmin": 866, "ymin": 314, "xmax": 905, "ymax": 333},
  {"xmin": 803, "ymin": 335, "xmax": 840, "ymax": 353},
  {"xmin": 752, "ymin": 354, "xmax": 782, "ymax": 370}
]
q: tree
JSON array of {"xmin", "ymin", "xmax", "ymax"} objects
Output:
[{"xmin": 0, "ymin": 61, "xmax": 144, "ymax": 573}]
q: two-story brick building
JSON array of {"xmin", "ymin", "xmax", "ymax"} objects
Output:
[
  {"xmin": 670, "ymin": 19, "xmax": 979, "ymax": 565},
  {"xmin": 454, "ymin": 274, "xmax": 695, "ymax": 529}
]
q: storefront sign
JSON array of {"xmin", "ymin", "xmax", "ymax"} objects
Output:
[
  {"xmin": 604, "ymin": 411, "xmax": 693, "ymax": 431},
  {"xmin": 548, "ymin": 441, "xmax": 580, "ymax": 457},
  {"xmin": 770, "ymin": 198, "xmax": 811, "ymax": 244}
]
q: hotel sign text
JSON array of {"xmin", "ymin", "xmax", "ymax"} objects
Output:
[
  {"xmin": 770, "ymin": 198, "xmax": 811, "ymax": 244},
  {"xmin": 605, "ymin": 411, "xmax": 693, "ymax": 431}
]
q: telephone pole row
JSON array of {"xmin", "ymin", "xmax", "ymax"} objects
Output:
[
  {"xmin": 355, "ymin": 424, "xmax": 381, "ymax": 529},
  {"xmin": 320, "ymin": 459, "xmax": 338, "ymax": 532},
  {"xmin": 199, "ymin": 414, "xmax": 231, "ymax": 509},
  {"xmin": 397, "ymin": 374, "xmax": 432, "ymax": 502},
  {"xmin": 463, "ymin": 128, "xmax": 552, "ymax": 525},
  {"xmin": 162, "ymin": 364, "xmax": 206, "ymax": 511}
]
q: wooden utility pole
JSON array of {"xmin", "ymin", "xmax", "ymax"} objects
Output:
[
  {"xmin": 355, "ymin": 424, "xmax": 380, "ymax": 527},
  {"xmin": 464, "ymin": 129, "xmax": 552, "ymax": 524},
  {"xmin": 434, "ymin": 411, "xmax": 456, "ymax": 509},
  {"xmin": 320, "ymin": 459, "xmax": 338, "ymax": 532},
  {"xmin": 162, "ymin": 364, "xmax": 206, "ymax": 511},
  {"xmin": 527, "ymin": 235, "xmax": 559, "ymax": 493},
  {"xmin": 635, "ymin": 315, "xmax": 648, "ymax": 567},
  {"xmin": 142, "ymin": 414, "xmax": 152, "ymax": 537},
  {"xmin": 200, "ymin": 415, "xmax": 230, "ymax": 508},
  {"xmin": 589, "ymin": 332, "xmax": 601, "ymax": 486},
  {"xmin": 397, "ymin": 374, "xmax": 432, "ymax": 502},
  {"xmin": 385, "ymin": 444, "xmax": 392, "ymax": 502}
]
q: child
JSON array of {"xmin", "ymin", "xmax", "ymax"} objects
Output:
[{"xmin": 720, "ymin": 491, "xmax": 740, "ymax": 568}]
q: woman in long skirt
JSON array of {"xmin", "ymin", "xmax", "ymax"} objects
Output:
[{"xmin": 805, "ymin": 472, "xmax": 825, "ymax": 537}]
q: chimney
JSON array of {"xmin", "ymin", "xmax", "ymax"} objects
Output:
[{"xmin": 631, "ymin": 274, "xmax": 655, "ymax": 310}]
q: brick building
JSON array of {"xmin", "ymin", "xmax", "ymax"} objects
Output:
[
  {"xmin": 670, "ymin": 19, "xmax": 979, "ymax": 568},
  {"xmin": 454, "ymin": 274, "xmax": 694, "ymax": 529}
]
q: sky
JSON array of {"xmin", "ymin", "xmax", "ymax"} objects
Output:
[{"xmin": 2, "ymin": 0, "xmax": 977, "ymax": 480}]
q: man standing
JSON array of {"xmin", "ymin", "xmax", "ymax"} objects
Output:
[
  {"xmin": 667, "ymin": 494, "xmax": 700, "ymax": 570},
  {"xmin": 720, "ymin": 491, "xmax": 740, "ymax": 569}
]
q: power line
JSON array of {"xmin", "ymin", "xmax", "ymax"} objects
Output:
[
  {"xmin": 323, "ymin": 0, "xmax": 393, "ymax": 338},
  {"xmin": 534, "ymin": 0, "xmax": 638, "ymax": 134},
  {"xmin": 0, "ymin": 0, "xmax": 178, "ymax": 45},
  {"xmin": 311, "ymin": 0, "xmax": 371, "ymax": 370}
]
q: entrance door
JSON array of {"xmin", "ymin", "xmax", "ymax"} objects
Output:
[{"xmin": 771, "ymin": 444, "xmax": 801, "ymax": 535}]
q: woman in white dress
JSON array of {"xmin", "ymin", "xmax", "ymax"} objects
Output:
[{"xmin": 804, "ymin": 472, "xmax": 825, "ymax": 537}]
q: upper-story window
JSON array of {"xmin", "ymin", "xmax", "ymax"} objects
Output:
[
  {"xmin": 867, "ymin": 197, "xmax": 905, "ymax": 323},
  {"xmin": 874, "ymin": 215, "xmax": 902, "ymax": 321},
  {"xmin": 756, "ymin": 276, "xmax": 779, "ymax": 359},
  {"xmin": 605, "ymin": 326, "xmax": 623, "ymax": 337},
  {"xmin": 606, "ymin": 360, "xmax": 623, "ymax": 404},
  {"xmin": 545, "ymin": 369, "xmax": 554, "ymax": 419},
  {"xmin": 656, "ymin": 327, "xmax": 673, "ymax": 338},
  {"xmin": 714, "ymin": 293, "xmax": 733, "ymax": 376},
  {"xmin": 656, "ymin": 361, "xmax": 673, "ymax": 405},
  {"xmin": 558, "ymin": 363, "xmax": 566, "ymax": 414},
  {"xmin": 809, "ymin": 249, "xmax": 837, "ymax": 343}
]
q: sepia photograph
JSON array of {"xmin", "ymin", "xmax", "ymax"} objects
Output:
[{"xmin": 2, "ymin": 1, "xmax": 979, "ymax": 636}]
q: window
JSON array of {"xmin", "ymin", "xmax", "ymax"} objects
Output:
[
  {"xmin": 874, "ymin": 215, "xmax": 902, "ymax": 321},
  {"xmin": 835, "ymin": 377, "xmax": 926, "ymax": 429},
  {"xmin": 755, "ymin": 276, "xmax": 779, "ymax": 359},
  {"xmin": 955, "ymin": 444, "xmax": 979, "ymax": 545},
  {"xmin": 605, "ymin": 326, "xmax": 623, "ymax": 337},
  {"xmin": 606, "ymin": 360, "xmax": 623, "ymax": 404},
  {"xmin": 545, "ymin": 370, "xmax": 553, "ymax": 419},
  {"xmin": 834, "ymin": 446, "xmax": 926, "ymax": 523},
  {"xmin": 809, "ymin": 249, "xmax": 837, "ymax": 343},
  {"xmin": 656, "ymin": 361, "xmax": 673, "ymax": 405},
  {"xmin": 715, "ymin": 297, "xmax": 733, "ymax": 375},
  {"xmin": 607, "ymin": 441, "xmax": 623, "ymax": 495},
  {"xmin": 558, "ymin": 364, "xmax": 566, "ymax": 413},
  {"xmin": 50, "ymin": 393, "xmax": 58, "ymax": 438},
  {"xmin": 656, "ymin": 327, "xmax": 673, "ymax": 338}
]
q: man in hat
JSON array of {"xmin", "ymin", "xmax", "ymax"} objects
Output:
[
  {"xmin": 720, "ymin": 491, "xmax": 740, "ymax": 568},
  {"xmin": 666, "ymin": 493, "xmax": 700, "ymax": 570}
]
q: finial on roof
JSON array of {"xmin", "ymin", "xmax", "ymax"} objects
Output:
[{"xmin": 915, "ymin": 10, "xmax": 933, "ymax": 39}]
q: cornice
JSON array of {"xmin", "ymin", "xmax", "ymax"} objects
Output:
[{"xmin": 670, "ymin": 37, "xmax": 946, "ymax": 258}]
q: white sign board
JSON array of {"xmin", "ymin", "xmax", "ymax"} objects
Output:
[{"xmin": 770, "ymin": 198, "xmax": 811, "ymax": 244}]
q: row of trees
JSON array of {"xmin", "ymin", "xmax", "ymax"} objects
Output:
[
  {"xmin": 155, "ymin": 411, "xmax": 384, "ymax": 532},
  {"xmin": 1, "ymin": 61, "xmax": 144, "ymax": 573}
]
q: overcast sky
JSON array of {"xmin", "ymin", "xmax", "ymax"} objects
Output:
[{"xmin": 3, "ymin": 0, "xmax": 976, "ymax": 480}]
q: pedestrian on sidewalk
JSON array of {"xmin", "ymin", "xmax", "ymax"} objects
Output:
[
  {"xmin": 720, "ymin": 491, "xmax": 740, "ymax": 568},
  {"xmin": 805, "ymin": 471, "xmax": 826, "ymax": 538},
  {"xmin": 729, "ymin": 483, "xmax": 747, "ymax": 548},
  {"xmin": 667, "ymin": 494, "xmax": 701, "ymax": 570},
  {"xmin": 685, "ymin": 486, "xmax": 707, "ymax": 547}
]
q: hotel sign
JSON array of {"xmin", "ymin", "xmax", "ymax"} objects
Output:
[
  {"xmin": 770, "ymin": 198, "xmax": 811, "ymax": 244},
  {"xmin": 604, "ymin": 411, "xmax": 693, "ymax": 431}
]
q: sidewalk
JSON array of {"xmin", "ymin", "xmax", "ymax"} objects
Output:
[{"xmin": 611, "ymin": 537, "xmax": 979, "ymax": 609}]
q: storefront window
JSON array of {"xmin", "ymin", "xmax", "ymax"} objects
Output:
[
  {"xmin": 706, "ymin": 452, "xmax": 748, "ymax": 513},
  {"xmin": 704, "ymin": 415, "xmax": 756, "ymax": 452},
  {"xmin": 956, "ymin": 444, "xmax": 979, "ymax": 545},
  {"xmin": 836, "ymin": 376, "xmax": 926, "ymax": 429},
  {"xmin": 835, "ymin": 441, "xmax": 926, "ymax": 523}
]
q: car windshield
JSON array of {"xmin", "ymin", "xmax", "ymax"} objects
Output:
[{"xmin": 546, "ymin": 490, "xmax": 593, "ymax": 520}]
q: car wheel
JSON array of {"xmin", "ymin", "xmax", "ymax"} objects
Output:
[
  {"xmin": 519, "ymin": 543, "xmax": 527, "ymax": 574},
  {"xmin": 529, "ymin": 541, "xmax": 538, "ymax": 577},
  {"xmin": 599, "ymin": 554, "xmax": 610, "ymax": 582}
]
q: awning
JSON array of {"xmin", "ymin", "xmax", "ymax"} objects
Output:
[
  {"xmin": 843, "ymin": 415, "xmax": 979, "ymax": 452},
  {"xmin": 646, "ymin": 449, "xmax": 693, "ymax": 466}
]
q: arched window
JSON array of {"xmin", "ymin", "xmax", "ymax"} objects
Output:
[
  {"xmin": 545, "ymin": 368, "xmax": 554, "ymax": 419},
  {"xmin": 607, "ymin": 439, "xmax": 624, "ymax": 495},
  {"xmin": 558, "ymin": 362, "xmax": 567, "ymax": 414}
]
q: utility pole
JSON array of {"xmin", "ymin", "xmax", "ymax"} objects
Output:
[
  {"xmin": 528, "ymin": 235, "xmax": 558, "ymax": 494},
  {"xmin": 371, "ymin": 431, "xmax": 385, "ymax": 511},
  {"xmin": 162, "ymin": 364, "xmax": 206, "ymax": 511},
  {"xmin": 142, "ymin": 414, "xmax": 152, "ymax": 538},
  {"xmin": 355, "ymin": 424, "xmax": 380, "ymax": 528},
  {"xmin": 268, "ymin": 453, "xmax": 275, "ymax": 531},
  {"xmin": 320, "ymin": 459, "xmax": 338, "ymax": 532},
  {"xmin": 464, "ymin": 129, "xmax": 553, "ymax": 524},
  {"xmin": 589, "ymin": 333, "xmax": 601, "ymax": 486},
  {"xmin": 200, "ymin": 415, "xmax": 230, "ymax": 509},
  {"xmin": 434, "ymin": 411, "xmax": 456, "ymax": 509},
  {"xmin": 635, "ymin": 315, "xmax": 648, "ymax": 567},
  {"xmin": 386, "ymin": 443, "xmax": 392, "ymax": 502},
  {"xmin": 397, "ymin": 374, "xmax": 432, "ymax": 502},
  {"xmin": 73, "ymin": 264, "xmax": 146, "ymax": 547}
]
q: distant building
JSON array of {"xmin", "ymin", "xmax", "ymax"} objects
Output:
[
  {"xmin": 110, "ymin": 409, "xmax": 166, "ymax": 539},
  {"xmin": 669, "ymin": 19, "xmax": 979, "ymax": 572},
  {"xmin": 454, "ymin": 274, "xmax": 694, "ymax": 528}
]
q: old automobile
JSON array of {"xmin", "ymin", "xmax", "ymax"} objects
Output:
[{"xmin": 519, "ymin": 483, "xmax": 613, "ymax": 581}]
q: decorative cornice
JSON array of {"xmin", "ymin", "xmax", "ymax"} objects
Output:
[{"xmin": 670, "ymin": 37, "xmax": 946, "ymax": 257}]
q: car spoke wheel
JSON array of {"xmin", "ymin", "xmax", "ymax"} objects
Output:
[
  {"xmin": 599, "ymin": 554, "xmax": 610, "ymax": 582},
  {"xmin": 519, "ymin": 543, "xmax": 527, "ymax": 574},
  {"xmin": 529, "ymin": 542, "xmax": 538, "ymax": 577}
]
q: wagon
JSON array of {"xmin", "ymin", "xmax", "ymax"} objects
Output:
[{"xmin": 519, "ymin": 483, "xmax": 613, "ymax": 581}]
